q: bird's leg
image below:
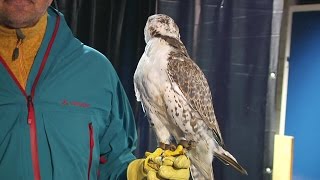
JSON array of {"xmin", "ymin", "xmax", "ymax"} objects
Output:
[
  {"xmin": 168, "ymin": 144, "xmax": 177, "ymax": 151},
  {"xmin": 159, "ymin": 142, "xmax": 177, "ymax": 151},
  {"xmin": 159, "ymin": 142, "xmax": 166, "ymax": 150},
  {"xmin": 163, "ymin": 144, "xmax": 185, "ymax": 157},
  {"xmin": 162, "ymin": 139, "xmax": 197, "ymax": 157},
  {"xmin": 179, "ymin": 140, "xmax": 196, "ymax": 150}
]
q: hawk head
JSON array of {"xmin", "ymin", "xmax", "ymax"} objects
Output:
[{"xmin": 144, "ymin": 14, "xmax": 180, "ymax": 43}]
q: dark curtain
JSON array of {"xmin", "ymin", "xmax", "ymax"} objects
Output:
[{"xmin": 53, "ymin": 0, "xmax": 282, "ymax": 180}]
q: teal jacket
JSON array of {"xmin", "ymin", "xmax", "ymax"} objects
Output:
[{"xmin": 0, "ymin": 8, "xmax": 137, "ymax": 180}]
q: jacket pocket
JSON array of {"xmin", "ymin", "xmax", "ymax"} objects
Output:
[{"xmin": 88, "ymin": 123, "xmax": 95, "ymax": 180}]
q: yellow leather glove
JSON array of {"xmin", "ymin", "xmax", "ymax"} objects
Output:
[
  {"xmin": 148, "ymin": 155, "xmax": 191, "ymax": 180},
  {"xmin": 127, "ymin": 158, "xmax": 148, "ymax": 180},
  {"xmin": 127, "ymin": 149, "xmax": 191, "ymax": 180}
]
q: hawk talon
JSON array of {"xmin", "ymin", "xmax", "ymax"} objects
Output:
[
  {"xmin": 163, "ymin": 145, "xmax": 185, "ymax": 157},
  {"xmin": 179, "ymin": 140, "xmax": 196, "ymax": 150},
  {"xmin": 159, "ymin": 142, "xmax": 177, "ymax": 151},
  {"xmin": 166, "ymin": 144, "xmax": 177, "ymax": 151}
]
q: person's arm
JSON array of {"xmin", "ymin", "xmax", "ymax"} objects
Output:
[{"xmin": 98, "ymin": 77, "xmax": 138, "ymax": 179}]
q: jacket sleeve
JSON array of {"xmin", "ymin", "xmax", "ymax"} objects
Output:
[{"xmin": 98, "ymin": 75, "xmax": 138, "ymax": 180}]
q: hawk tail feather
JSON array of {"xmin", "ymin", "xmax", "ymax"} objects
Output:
[{"xmin": 214, "ymin": 149, "xmax": 248, "ymax": 175}]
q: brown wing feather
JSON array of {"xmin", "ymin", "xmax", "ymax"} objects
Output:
[
  {"xmin": 162, "ymin": 37, "xmax": 224, "ymax": 146},
  {"xmin": 154, "ymin": 34, "xmax": 189, "ymax": 57}
]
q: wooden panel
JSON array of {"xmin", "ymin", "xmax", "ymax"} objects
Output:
[{"xmin": 272, "ymin": 135, "xmax": 294, "ymax": 180}]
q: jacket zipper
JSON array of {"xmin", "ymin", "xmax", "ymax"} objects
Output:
[
  {"xmin": 27, "ymin": 95, "xmax": 41, "ymax": 180},
  {"xmin": 27, "ymin": 12, "xmax": 60, "ymax": 180},
  {"xmin": 88, "ymin": 123, "xmax": 95, "ymax": 180}
]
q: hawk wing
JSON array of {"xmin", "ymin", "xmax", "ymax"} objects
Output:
[{"xmin": 164, "ymin": 37, "xmax": 224, "ymax": 147}]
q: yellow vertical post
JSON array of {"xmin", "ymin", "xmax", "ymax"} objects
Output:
[{"xmin": 272, "ymin": 135, "xmax": 294, "ymax": 180}]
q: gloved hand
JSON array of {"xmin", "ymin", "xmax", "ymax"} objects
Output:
[
  {"xmin": 147, "ymin": 154, "xmax": 190, "ymax": 180},
  {"xmin": 127, "ymin": 158, "xmax": 148, "ymax": 180},
  {"xmin": 127, "ymin": 148, "xmax": 190, "ymax": 180}
]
